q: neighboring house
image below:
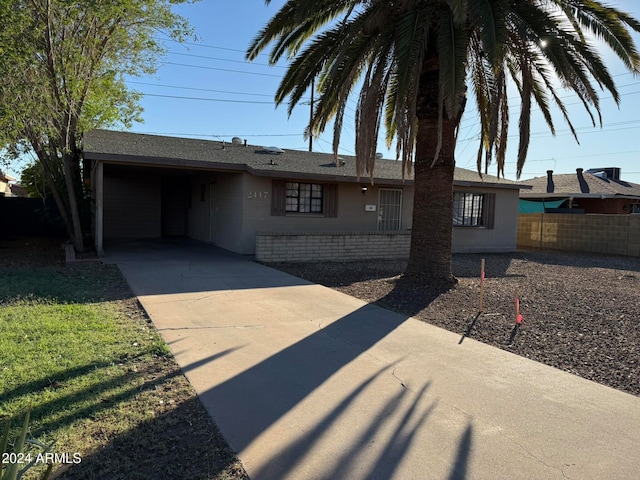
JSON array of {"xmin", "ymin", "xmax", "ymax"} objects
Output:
[
  {"xmin": 83, "ymin": 129, "xmax": 529, "ymax": 259},
  {"xmin": 0, "ymin": 171, "xmax": 16, "ymax": 197},
  {"xmin": 9, "ymin": 183, "xmax": 28, "ymax": 198},
  {"xmin": 520, "ymin": 168, "xmax": 640, "ymax": 214}
]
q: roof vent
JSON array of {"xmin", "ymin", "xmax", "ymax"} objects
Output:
[
  {"xmin": 231, "ymin": 137, "xmax": 243, "ymax": 145},
  {"xmin": 375, "ymin": 152, "xmax": 384, "ymax": 159},
  {"xmin": 586, "ymin": 167, "xmax": 620, "ymax": 180},
  {"xmin": 264, "ymin": 146, "xmax": 285, "ymax": 154},
  {"xmin": 337, "ymin": 156, "xmax": 346, "ymax": 166}
]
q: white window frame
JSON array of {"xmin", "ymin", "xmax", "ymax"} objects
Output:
[{"xmin": 285, "ymin": 182, "xmax": 324, "ymax": 213}]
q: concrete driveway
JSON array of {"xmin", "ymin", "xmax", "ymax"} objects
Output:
[{"xmin": 106, "ymin": 239, "xmax": 640, "ymax": 480}]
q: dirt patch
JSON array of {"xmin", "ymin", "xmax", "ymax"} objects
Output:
[
  {"xmin": 268, "ymin": 251, "xmax": 640, "ymax": 397},
  {"xmin": 0, "ymin": 236, "xmax": 66, "ymax": 266}
]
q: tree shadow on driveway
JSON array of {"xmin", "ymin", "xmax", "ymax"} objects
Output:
[{"xmin": 192, "ymin": 301, "xmax": 474, "ymax": 479}]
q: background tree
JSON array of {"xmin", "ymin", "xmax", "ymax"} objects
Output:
[
  {"xmin": 0, "ymin": 0, "xmax": 194, "ymax": 251},
  {"xmin": 248, "ymin": 0, "xmax": 640, "ymax": 287},
  {"xmin": 19, "ymin": 160, "xmax": 51, "ymax": 199}
]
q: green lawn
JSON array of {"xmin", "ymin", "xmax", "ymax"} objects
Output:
[{"xmin": 0, "ymin": 240, "xmax": 247, "ymax": 479}]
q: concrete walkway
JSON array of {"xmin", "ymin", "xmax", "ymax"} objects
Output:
[{"xmin": 106, "ymin": 240, "xmax": 640, "ymax": 480}]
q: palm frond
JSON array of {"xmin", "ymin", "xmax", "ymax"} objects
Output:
[
  {"xmin": 246, "ymin": 0, "xmax": 360, "ymax": 62},
  {"xmin": 437, "ymin": 9, "xmax": 469, "ymax": 119},
  {"xmin": 468, "ymin": 0, "xmax": 509, "ymax": 65},
  {"xmin": 248, "ymin": 0, "xmax": 640, "ymax": 182},
  {"xmin": 559, "ymin": 0, "xmax": 640, "ymax": 71}
]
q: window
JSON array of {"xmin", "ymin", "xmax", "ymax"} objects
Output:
[
  {"xmin": 285, "ymin": 182, "xmax": 323, "ymax": 213},
  {"xmin": 271, "ymin": 180, "xmax": 337, "ymax": 217},
  {"xmin": 453, "ymin": 192, "xmax": 495, "ymax": 228}
]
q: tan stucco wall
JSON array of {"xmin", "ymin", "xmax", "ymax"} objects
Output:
[
  {"xmin": 101, "ymin": 164, "xmax": 520, "ymax": 257},
  {"xmin": 239, "ymin": 174, "xmax": 413, "ymax": 254},
  {"xmin": 452, "ymin": 186, "xmax": 520, "ymax": 253},
  {"xmin": 186, "ymin": 174, "xmax": 213, "ymax": 243},
  {"xmin": 256, "ymin": 187, "xmax": 520, "ymax": 262},
  {"xmin": 186, "ymin": 172, "xmax": 244, "ymax": 252},
  {"xmin": 184, "ymin": 172, "xmax": 519, "ymax": 256}
]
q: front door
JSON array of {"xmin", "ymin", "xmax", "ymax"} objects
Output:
[
  {"xmin": 377, "ymin": 188, "xmax": 402, "ymax": 231},
  {"xmin": 161, "ymin": 176, "xmax": 187, "ymax": 237},
  {"xmin": 209, "ymin": 183, "xmax": 216, "ymax": 243}
]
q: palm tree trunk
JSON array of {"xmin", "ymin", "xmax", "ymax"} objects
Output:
[{"xmin": 405, "ymin": 69, "xmax": 458, "ymax": 287}]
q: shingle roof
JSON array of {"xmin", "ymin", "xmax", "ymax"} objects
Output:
[
  {"xmin": 83, "ymin": 129, "xmax": 526, "ymax": 189},
  {"xmin": 520, "ymin": 169, "xmax": 640, "ymax": 198}
]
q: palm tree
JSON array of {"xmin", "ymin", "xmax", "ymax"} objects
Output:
[{"xmin": 247, "ymin": 0, "xmax": 640, "ymax": 287}]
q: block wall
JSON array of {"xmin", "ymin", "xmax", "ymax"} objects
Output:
[
  {"xmin": 255, "ymin": 231, "xmax": 411, "ymax": 262},
  {"xmin": 517, "ymin": 213, "xmax": 640, "ymax": 256}
]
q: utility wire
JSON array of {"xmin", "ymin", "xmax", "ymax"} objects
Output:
[
  {"xmin": 131, "ymin": 130, "xmax": 303, "ymax": 138},
  {"xmin": 161, "ymin": 37, "xmax": 265, "ymax": 56},
  {"xmin": 162, "ymin": 62, "xmax": 282, "ymax": 77},
  {"xmin": 141, "ymin": 93, "xmax": 275, "ymax": 104},
  {"xmin": 128, "ymin": 80, "xmax": 275, "ymax": 97},
  {"xmin": 167, "ymin": 51, "xmax": 288, "ymax": 69}
]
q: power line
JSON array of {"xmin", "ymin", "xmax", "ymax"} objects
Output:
[
  {"xmin": 162, "ymin": 62, "xmax": 282, "ymax": 77},
  {"xmin": 316, "ymin": 136, "xmax": 355, "ymax": 155},
  {"xmin": 456, "ymin": 116, "xmax": 640, "ymax": 145},
  {"xmin": 513, "ymin": 148, "xmax": 640, "ymax": 163},
  {"xmin": 458, "ymin": 80, "xmax": 640, "ymax": 128},
  {"xmin": 167, "ymin": 51, "xmax": 288, "ymax": 69},
  {"xmin": 140, "ymin": 93, "xmax": 275, "ymax": 104},
  {"xmin": 130, "ymin": 130, "xmax": 304, "ymax": 138},
  {"xmin": 128, "ymin": 80, "xmax": 275, "ymax": 97},
  {"xmin": 161, "ymin": 37, "xmax": 265, "ymax": 56}
]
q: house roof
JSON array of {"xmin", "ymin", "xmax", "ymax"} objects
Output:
[
  {"xmin": 520, "ymin": 169, "xmax": 640, "ymax": 199},
  {"xmin": 83, "ymin": 129, "xmax": 527, "ymax": 190},
  {"xmin": 0, "ymin": 171, "xmax": 16, "ymax": 183}
]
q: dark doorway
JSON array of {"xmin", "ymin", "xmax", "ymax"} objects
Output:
[{"xmin": 161, "ymin": 176, "xmax": 188, "ymax": 237}]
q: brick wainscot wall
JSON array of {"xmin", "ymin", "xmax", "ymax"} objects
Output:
[{"xmin": 255, "ymin": 231, "xmax": 411, "ymax": 262}]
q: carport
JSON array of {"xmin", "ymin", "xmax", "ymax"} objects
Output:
[
  {"xmin": 87, "ymin": 141, "xmax": 248, "ymax": 256},
  {"xmin": 101, "ymin": 164, "xmax": 190, "ymax": 238}
]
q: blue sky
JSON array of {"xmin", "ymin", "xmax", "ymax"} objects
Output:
[{"xmin": 125, "ymin": 0, "xmax": 640, "ymax": 183}]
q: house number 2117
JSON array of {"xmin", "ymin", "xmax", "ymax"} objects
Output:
[{"xmin": 247, "ymin": 191, "xmax": 269, "ymax": 199}]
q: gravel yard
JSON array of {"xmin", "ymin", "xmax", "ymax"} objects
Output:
[{"xmin": 268, "ymin": 251, "xmax": 640, "ymax": 397}]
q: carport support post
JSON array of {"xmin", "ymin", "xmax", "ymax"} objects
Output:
[{"xmin": 95, "ymin": 161, "xmax": 104, "ymax": 256}]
